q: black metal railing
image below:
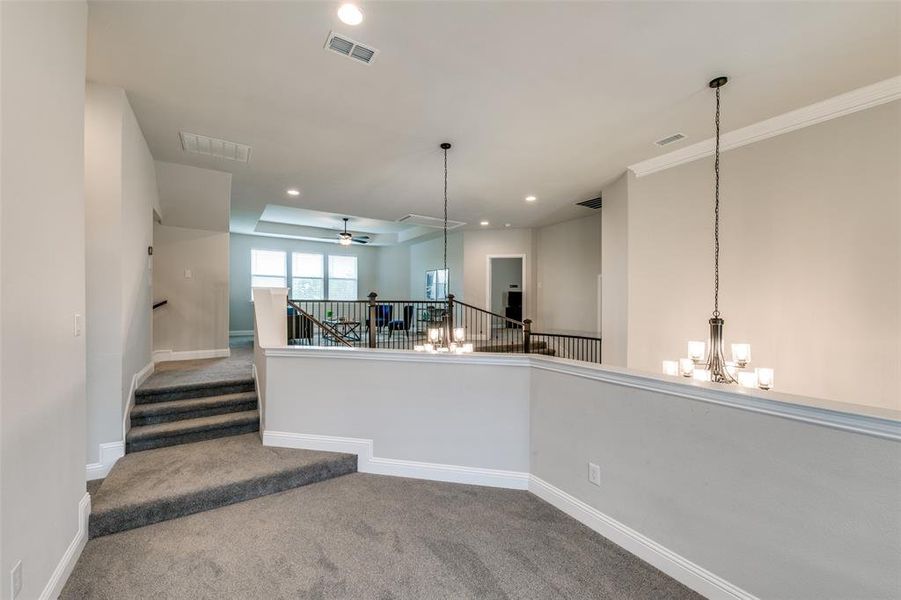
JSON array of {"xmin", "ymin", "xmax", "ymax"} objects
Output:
[
  {"xmin": 529, "ymin": 332, "xmax": 602, "ymax": 363},
  {"xmin": 284, "ymin": 292, "xmax": 601, "ymax": 363}
]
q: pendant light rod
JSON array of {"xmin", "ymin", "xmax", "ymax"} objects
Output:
[
  {"xmin": 441, "ymin": 142, "xmax": 451, "ymax": 279},
  {"xmin": 709, "ymin": 76, "xmax": 727, "ymax": 318}
]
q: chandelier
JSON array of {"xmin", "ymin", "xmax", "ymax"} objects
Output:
[
  {"xmin": 415, "ymin": 142, "xmax": 473, "ymax": 355},
  {"xmin": 662, "ymin": 76, "xmax": 773, "ymax": 390}
]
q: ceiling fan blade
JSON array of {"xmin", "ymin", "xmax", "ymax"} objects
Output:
[{"xmin": 352, "ymin": 237, "xmax": 369, "ymax": 244}]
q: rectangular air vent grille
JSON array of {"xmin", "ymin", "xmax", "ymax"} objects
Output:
[
  {"xmin": 576, "ymin": 196, "xmax": 603, "ymax": 210},
  {"xmin": 325, "ymin": 32, "xmax": 379, "ymax": 65},
  {"xmin": 655, "ymin": 133, "xmax": 686, "ymax": 146},
  {"xmin": 397, "ymin": 214, "xmax": 466, "ymax": 229},
  {"xmin": 179, "ymin": 132, "xmax": 251, "ymax": 162}
]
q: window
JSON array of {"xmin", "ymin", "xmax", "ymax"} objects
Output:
[
  {"xmin": 292, "ymin": 253, "xmax": 324, "ymax": 299},
  {"xmin": 328, "ymin": 255, "xmax": 358, "ymax": 300},
  {"xmin": 251, "ymin": 249, "xmax": 286, "ymax": 299},
  {"xmin": 426, "ymin": 269, "xmax": 449, "ymax": 300}
]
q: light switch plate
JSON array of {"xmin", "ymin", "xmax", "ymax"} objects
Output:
[
  {"xmin": 74, "ymin": 314, "xmax": 82, "ymax": 337},
  {"xmin": 588, "ymin": 462, "xmax": 601, "ymax": 486},
  {"xmin": 184, "ymin": 268, "xmax": 193, "ymax": 279}
]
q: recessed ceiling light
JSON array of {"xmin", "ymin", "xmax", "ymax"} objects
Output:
[
  {"xmin": 525, "ymin": 195, "xmax": 537, "ymax": 202},
  {"xmin": 480, "ymin": 220, "xmax": 490, "ymax": 226},
  {"xmin": 337, "ymin": 4, "xmax": 363, "ymax": 25},
  {"xmin": 286, "ymin": 189, "xmax": 300, "ymax": 196}
]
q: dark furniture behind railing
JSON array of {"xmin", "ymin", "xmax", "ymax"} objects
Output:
[{"xmin": 284, "ymin": 292, "xmax": 602, "ymax": 363}]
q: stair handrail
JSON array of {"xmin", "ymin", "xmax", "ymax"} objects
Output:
[
  {"xmin": 453, "ymin": 298, "xmax": 525, "ymax": 327},
  {"xmin": 287, "ymin": 299, "xmax": 353, "ymax": 348}
]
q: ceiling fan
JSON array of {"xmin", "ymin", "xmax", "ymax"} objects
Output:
[{"xmin": 337, "ymin": 217, "xmax": 370, "ymax": 245}]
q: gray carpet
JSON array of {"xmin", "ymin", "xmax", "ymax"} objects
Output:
[
  {"xmin": 91, "ymin": 433, "xmax": 356, "ymax": 538},
  {"xmin": 139, "ymin": 337, "xmax": 253, "ymax": 392},
  {"xmin": 65, "ymin": 473, "xmax": 702, "ymax": 600}
]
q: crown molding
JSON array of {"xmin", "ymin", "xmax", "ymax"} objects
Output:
[{"xmin": 629, "ymin": 76, "xmax": 901, "ymax": 178}]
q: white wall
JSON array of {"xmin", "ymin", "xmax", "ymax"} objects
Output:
[
  {"xmin": 84, "ymin": 82, "xmax": 157, "ymax": 463},
  {"xmin": 408, "ymin": 232, "xmax": 464, "ymax": 300},
  {"xmin": 626, "ymin": 102, "xmax": 900, "ymax": 410},
  {"xmin": 84, "ymin": 83, "xmax": 125, "ymax": 462},
  {"xmin": 0, "ymin": 3, "xmax": 88, "ymax": 599},
  {"xmin": 155, "ymin": 161, "xmax": 230, "ymax": 233},
  {"xmin": 601, "ymin": 173, "xmax": 629, "ymax": 367},
  {"xmin": 154, "ymin": 225, "xmax": 229, "ymax": 354},
  {"xmin": 263, "ymin": 350, "xmax": 531, "ymax": 475},
  {"xmin": 374, "ymin": 242, "xmax": 411, "ymax": 299},
  {"xmin": 529, "ymin": 366, "xmax": 900, "ymax": 600},
  {"xmin": 152, "ymin": 162, "xmax": 231, "ymax": 355},
  {"xmin": 462, "ymin": 229, "xmax": 535, "ymax": 318},
  {"xmin": 536, "ymin": 213, "xmax": 601, "ymax": 333}
]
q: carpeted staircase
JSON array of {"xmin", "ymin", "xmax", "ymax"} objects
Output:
[
  {"xmin": 89, "ymin": 372, "xmax": 357, "ymax": 539},
  {"xmin": 127, "ymin": 378, "xmax": 260, "ymax": 452}
]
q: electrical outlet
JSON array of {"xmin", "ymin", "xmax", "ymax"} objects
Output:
[
  {"xmin": 588, "ymin": 462, "xmax": 601, "ymax": 486},
  {"xmin": 11, "ymin": 560, "xmax": 22, "ymax": 599},
  {"xmin": 184, "ymin": 268, "xmax": 193, "ymax": 279}
]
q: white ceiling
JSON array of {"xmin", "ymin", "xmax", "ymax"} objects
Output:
[{"xmin": 86, "ymin": 1, "xmax": 900, "ymax": 235}]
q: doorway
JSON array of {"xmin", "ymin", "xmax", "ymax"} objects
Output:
[{"xmin": 487, "ymin": 256, "xmax": 525, "ymax": 326}]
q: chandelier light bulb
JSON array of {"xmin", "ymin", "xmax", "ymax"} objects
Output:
[
  {"xmin": 678, "ymin": 358, "xmax": 695, "ymax": 378},
  {"xmin": 731, "ymin": 343, "xmax": 751, "ymax": 367},
  {"xmin": 337, "ymin": 3, "xmax": 363, "ymax": 25},
  {"xmin": 692, "ymin": 369, "xmax": 712, "ymax": 382},
  {"xmin": 687, "ymin": 341, "xmax": 706, "ymax": 363},
  {"xmin": 756, "ymin": 368, "xmax": 775, "ymax": 390},
  {"xmin": 737, "ymin": 371, "xmax": 758, "ymax": 389},
  {"xmin": 662, "ymin": 360, "xmax": 679, "ymax": 376},
  {"xmin": 453, "ymin": 327, "xmax": 465, "ymax": 342}
]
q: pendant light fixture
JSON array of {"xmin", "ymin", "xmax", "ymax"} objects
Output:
[
  {"xmin": 338, "ymin": 217, "xmax": 353, "ymax": 246},
  {"xmin": 416, "ymin": 142, "xmax": 472, "ymax": 355},
  {"xmin": 662, "ymin": 77, "xmax": 773, "ymax": 390}
]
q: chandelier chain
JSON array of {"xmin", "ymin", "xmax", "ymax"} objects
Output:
[
  {"xmin": 443, "ymin": 146, "xmax": 448, "ymax": 276},
  {"xmin": 713, "ymin": 85, "xmax": 721, "ymax": 319}
]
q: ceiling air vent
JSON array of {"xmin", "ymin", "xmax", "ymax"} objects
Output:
[
  {"xmin": 655, "ymin": 132, "xmax": 686, "ymax": 147},
  {"xmin": 325, "ymin": 31, "xmax": 378, "ymax": 65},
  {"xmin": 397, "ymin": 214, "xmax": 466, "ymax": 229},
  {"xmin": 179, "ymin": 131, "xmax": 251, "ymax": 163},
  {"xmin": 576, "ymin": 195, "xmax": 603, "ymax": 210}
]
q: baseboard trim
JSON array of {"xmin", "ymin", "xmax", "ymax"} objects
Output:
[
  {"xmin": 152, "ymin": 348, "xmax": 230, "ymax": 363},
  {"xmin": 85, "ymin": 441, "xmax": 125, "ymax": 480},
  {"xmin": 229, "ymin": 330, "xmax": 253, "ymax": 337},
  {"xmin": 528, "ymin": 476, "xmax": 756, "ymax": 600},
  {"xmin": 122, "ymin": 361, "xmax": 154, "ymax": 439},
  {"xmin": 38, "ymin": 492, "xmax": 90, "ymax": 600},
  {"xmin": 262, "ymin": 431, "xmax": 530, "ymax": 490}
]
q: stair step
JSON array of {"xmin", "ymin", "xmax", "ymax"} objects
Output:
[
  {"xmin": 135, "ymin": 378, "xmax": 255, "ymax": 405},
  {"xmin": 90, "ymin": 434, "xmax": 357, "ymax": 538},
  {"xmin": 130, "ymin": 392, "xmax": 258, "ymax": 426},
  {"xmin": 126, "ymin": 410, "xmax": 259, "ymax": 453}
]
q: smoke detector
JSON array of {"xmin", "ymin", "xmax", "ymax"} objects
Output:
[
  {"xmin": 325, "ymin": 31, "xmax": 378, "ymax": 65},
  {"xmin": 179, "ymin": 131, "xmax": 251, "ymax": 162}
]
